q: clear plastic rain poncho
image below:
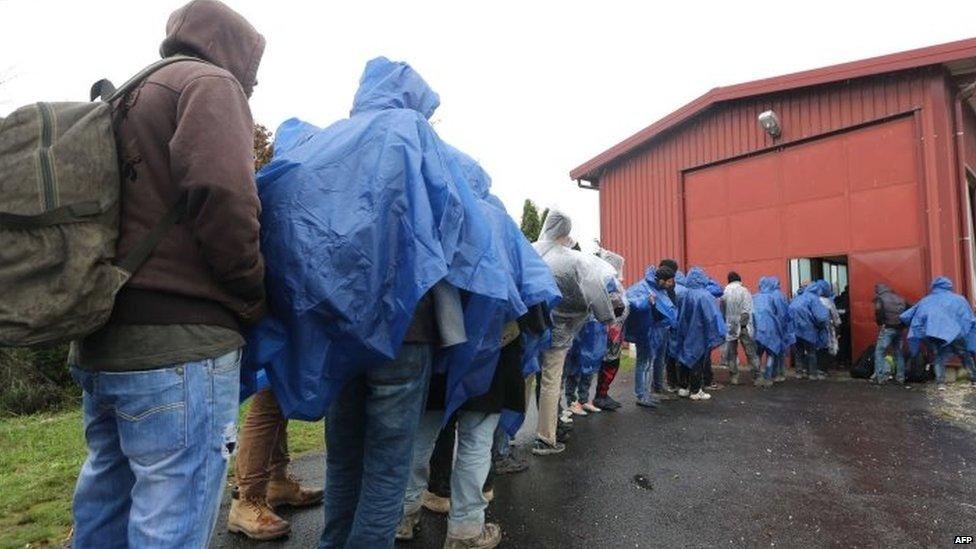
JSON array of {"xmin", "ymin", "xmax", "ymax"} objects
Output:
[{"xmin": 532, "ymin": 210, "xmax": 615, "ymax": 348}]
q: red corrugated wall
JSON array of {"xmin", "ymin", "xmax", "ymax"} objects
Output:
[
  {"xmin": 600, "ymin": 68, "xmax": 964, "ymax": 283},
  {"xmin": 597, "ymin": 67, "xmax": 968, "ymax": 359}
]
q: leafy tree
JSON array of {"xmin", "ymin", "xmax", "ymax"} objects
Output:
[
  {"xmin": 254, "ymin": 123, "xmax": 274, "ymax": 172},
  {"xmin": 520, "ymin": 199, "xmax": 541, "ymax": 241},
  {"xmin": 540, "ymin": 207, "xmax": 550, "ymax": 230}
]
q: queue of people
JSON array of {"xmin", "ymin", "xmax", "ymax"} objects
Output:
[{"xmin": 32, "ymin": 3, "xmax": 972, "ymax": 548}]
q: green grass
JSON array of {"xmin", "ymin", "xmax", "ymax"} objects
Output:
[{"xmin": 0, "ymin": 402, "xmax": 325, "ymax": 548}]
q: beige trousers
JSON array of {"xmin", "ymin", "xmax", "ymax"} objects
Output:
[{"xmin": 534, "ymin": 347, "xmax": 570, "ymax": 446}]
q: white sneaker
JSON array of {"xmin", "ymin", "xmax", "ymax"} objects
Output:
[
  {"xmin": 677, "ymin": 388, "xmax": 690, "ymax": 398},
  {"xmin": 569, "ymin": 402, "xmax": 588, "ymax": 416},
  {"xmin": 690, "ymin": 390, "xmax": 711, "ymax": 401},
  {"xmin": 559, "ymin": 409, "xmax": 574, "ymax": 424},
  {"xmin": 581, "ymin": 402, "xmax": 602, "ymax": 413}
]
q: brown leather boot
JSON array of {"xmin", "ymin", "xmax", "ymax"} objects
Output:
[
  {"xmin": 267, "ymin": 475, "xmax": 324, "ymax": 508},
  {"xmin": 228, "ymin": 497, "xmax": 291, "ymax": 541}
]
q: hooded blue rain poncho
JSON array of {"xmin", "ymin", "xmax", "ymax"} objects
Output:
[
  {"xmin": 788, "ymin": 282, "xmax": 830, "ymax": 348},
  {"xmin": 624, "ymin": 266, "xmax": 678, "ymax": 353},
  {"xmin": 672, "ymin": 268, "xmax": 727, "ymax": 368},
  {"xmin": 245, "ymin": 57, "xmax": 511, "ymax": 419},
  {"xmin": 900, "ymin": 276, "xmax": 976, "ymax": 355},
  {"xmin": 752, "ymin": 276, "xmax": 793, "ymax": 356},
  {"xmin": 434, "ymin": 145, "xmax": 561, "ymax": 422}
]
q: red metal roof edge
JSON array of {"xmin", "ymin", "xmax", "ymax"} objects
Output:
[{"xmin": 570, "ymin": 36, "xmax": 976, "ymax": 182}]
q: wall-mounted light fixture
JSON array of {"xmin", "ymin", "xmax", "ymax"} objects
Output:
[{"xmin": 758, "ymin": 110, "xmax": 782, "ymax": 139}]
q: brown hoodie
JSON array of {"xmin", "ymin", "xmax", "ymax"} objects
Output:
[{"xmin": 105, "ymin": 0, "xmax": 266, "ymax": 331}]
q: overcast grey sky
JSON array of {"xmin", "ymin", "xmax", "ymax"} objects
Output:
[{"xmin": 3, "ymin": 0, "xmax": 976, "ymax": 250}]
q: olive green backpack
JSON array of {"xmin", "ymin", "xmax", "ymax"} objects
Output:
[{"xmin": 0, "ymin": 56, "xmax": 202, "ymax": 347}]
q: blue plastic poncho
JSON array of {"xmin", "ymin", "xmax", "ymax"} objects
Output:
[
  {"xmin": 624, "ymin": 266, "xmax": 678, "ymax": 353},
  {"xmin": 245, "ymin": 57, "xmax": 511, "ymax": 419},
  {"xmin": 900, "ymin": 276, "xmax": 976, "ymax": 355},
  {"xmin": 752, "ymin": 276, "xmax": 793, "ymax": 356},
  {"xmin": 564, "ymin": 319, "xmax": 608, "ymax": 377},
  {"xmin": 788, "ymin": 282, "xmax": 829, "ymax": 348},
  {"xmin": 434, "ymin": 145, "xmax": 561, "ymax": 421},
  {"xmin": 672, "ymin": 268, "xmax": 727, "ymax": 368}
]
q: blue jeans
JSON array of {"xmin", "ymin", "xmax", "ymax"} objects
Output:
[
  {"xmin": 795, "ymin": 340, "xmax": 818, "ymax": 376},
  {"xmin": 70, "ymin": 349, "xmax": 241, "ymax": 549},
  {"xmin": 564, "ymin": 371, "xmax": 594, "ymax": 405},
  {"xmin": 320, "ymin": 344, "xmax": 432, "ymax": 549},
  {"xmin": 758, "ymin": 345, "xmax": 783, "ymax": 380},
  {"xmin": 634, "ymin": 342, "xmax": 663, "ymax": 400},
  {"xmin": 874, "ymin": 327, "xmax": 905, "ymax": 382},
  {"xmin": 931, "ymin": 338, "xmax": 976, "ymax": 384},
  {"xmin": 405, "ymin": 410, "xmax": 499, "ymax": 538},
  {"xmin": 492, "ymin": 424, "xmax": 511, "ymax": 460}
]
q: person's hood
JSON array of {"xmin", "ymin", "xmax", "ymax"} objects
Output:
[
  {"xmin": 931, "ymin": 276, "xmax": 954, "ymax": 293},
  {"xmin": 160, "ymin": 0, "xmax": 265, "ymax": 97},
  {"xmin": 759, "ymin": 276, "xmax": 780, "ymax": 293},
  {"xmin": 444, "ymin": 144, "xmax": 490, "ymax": 198},
  {"xmin": 806, "ymin": 282, "xmax": 823, "ymax": 297},
  {"xmin": 685, "ymin": 267, "xmax": 710, "ymax": 290},
  {"xmin": 643, "ymin": 265, "xmax": 657, "ymax": 285},
  {"xmin": 597, "ymin": 249, "xmax": 624, "ymax": 280},
  {"xmin": 815, "ymin": 279, "xmax": 834, "ymax": 298},
  {"xmin": 537, "ymin": 209, "xmax": 574, "ymax": 246},
  {"xmin": 675, "ymin": 270, "xmax": 687, "ymax": 287},
  {"xmin": 351, "ymin": 57, "xmax": 440, "ymax": 119},
  {"xmin": 875, "ymin": 283, "xmax": 891, "ymax": 297}
]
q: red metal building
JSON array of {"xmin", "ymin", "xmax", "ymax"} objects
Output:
[{"xmin": 571, "ymin": 38, "xmax": 976, "ymax": 360}]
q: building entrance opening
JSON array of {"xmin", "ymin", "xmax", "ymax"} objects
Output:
[{"xmin": 789, "ymin": 256, "xmax": 851, "ymax": 369}]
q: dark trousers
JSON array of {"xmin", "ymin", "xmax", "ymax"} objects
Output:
[
  {"xmin": 701, "ymin": 356, "xmax": 713, "ymax": 387},
  {"xmin": 678, "ymin": 361, "xmax": 704, "ymax": 393}
]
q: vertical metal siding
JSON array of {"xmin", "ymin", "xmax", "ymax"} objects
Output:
[{"xmin": 599, "ymin": 69, "xmax": 941, "ymax": 285}]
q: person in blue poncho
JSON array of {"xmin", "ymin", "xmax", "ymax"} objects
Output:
[
  {"xmin": 673, "ymin": 268, "xmax": 727, "ymax": 401},
  {"xmin": 788, "ymin": 282, "xmax": 830, "ymax": 380},
  {"xmin": 563, "ymin": 317, "xmax": 609, "ymax": 415},
  {"xmin": 752, "ymin": 276, "xmax": 793, "ymax": 383},
  {"xmin": 248, "ymin": 57, "xmax": 511, "ymax": 549},
  {"xmin": 900, "ymin": 276, "xmax": 976, "ymax": 390},
  {"xmin": 397, "ymin": 146, "xmax": 558, "ymax": 547},
  {"xmin": 625, "ymin": 266, "xmax": 678, "ymax": 408},
  {"xmin": 659, "ymin": 260, "xmax": 683, "ymax": 394}
]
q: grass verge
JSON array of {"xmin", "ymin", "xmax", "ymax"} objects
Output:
[{"xmin": 0, "ymin": 402, "xmax": 324, "ymax": 548}]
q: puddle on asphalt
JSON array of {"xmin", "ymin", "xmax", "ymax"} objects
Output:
[
  {"xmin": 931, "ymin": 386, "xmax": 976, "ymax": 434},
  {"xmin": 633, "ymin": 474, "xmax": 654, "ymax": 490}
]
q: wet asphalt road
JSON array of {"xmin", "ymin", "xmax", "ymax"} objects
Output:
[{"xmin": 212, "ymin": 370, "xmax": 976, "ymax": 549}]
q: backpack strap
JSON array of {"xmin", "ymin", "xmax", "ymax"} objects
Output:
[
  {"xmin": 116, "ymin": 194, "xmax": 188, "ymax": 276},
  {"xmin": 89, "ymin": 54, "xmax": 205, "ymax": 103},
  {"xmin": 90, "ymin": 56, "xmax": 210, "ymax": 278}
]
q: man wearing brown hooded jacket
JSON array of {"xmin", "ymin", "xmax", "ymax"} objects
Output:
[{"xmin": 68, "ymin": 2, "xmax": 267, "ymax": 547}]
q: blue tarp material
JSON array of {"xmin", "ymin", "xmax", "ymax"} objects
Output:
[
  {"xmin": 788, "ymin": 282, "xmax": 829, "ymax": 348},
  {"xmin": 564, "ymin": 319, "xmax": 608, "ymax": 377},
  {"xmin": 243, "ymin": 57, "xmax": 511, "ymax": 420},
  {"xmin": 624, "ymin": 266, "xmax": 678, "ymax": 354},
  {"xmin": 673, "ymin": 267, "xmax": 727, "ymax": 368},
  {"xmin": 900, "ymin": 276, "xmax": 976, "ymax": 355},
  {"xmin": 752, "ymin": 276, "xmax": 793, "ymax": 356},
  {"xmin": 434, "ymin": 145, "xmax": 561, "ymax": 422}
]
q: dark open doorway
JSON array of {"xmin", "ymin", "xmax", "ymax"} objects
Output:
[{"xmin": 788, "ymin": 256, "xmax": 851, "ymax": 368}]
